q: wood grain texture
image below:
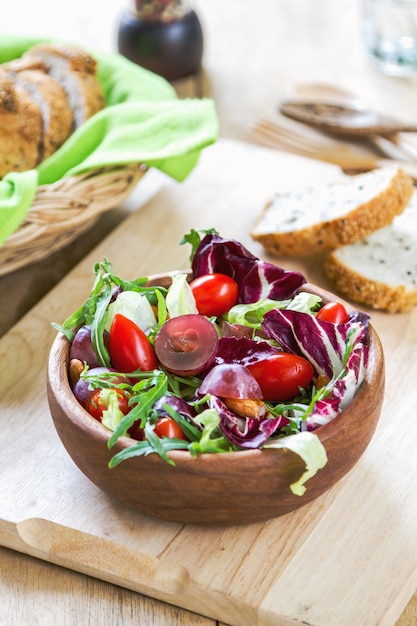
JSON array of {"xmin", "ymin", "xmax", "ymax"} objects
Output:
[
  {"xmin": 1, "ymin": 140, "xmax": 417, "ymax": 626},
  {"xmin": 0, "ymin": 546, "xmax": 213, "ymax": 626}
]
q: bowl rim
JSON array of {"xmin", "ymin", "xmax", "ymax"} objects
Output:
[{"xmin": 48, "ymin": 276, "xmax": 384, "ymax": 465}]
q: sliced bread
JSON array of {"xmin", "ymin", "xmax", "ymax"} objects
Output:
[
  {"xmin": 4, "ymin": 55, "xmax": 46, "ymax": 73},
  {"xmin": 0, "ymin": 43, "xmax": 105, "ymax": 178},
  {"xmin": 251, "ymin": 165, "xmax": 413, "ymax": 257},
  {"xmin": 324, "ymin": 192, "xmax": 417, "ymax": 313},
  {"xmin": 13, "ymin": 69, "xmax": 74, "ymax": 160},
  {"xmin": 0, "ymin": 70, "xmax": 43, "ymax": 177},
  {"xmin": 26, "ymin": 43, "xmax": 105, "ymax": 128}
]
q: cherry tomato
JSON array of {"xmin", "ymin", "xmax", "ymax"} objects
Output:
[
  {"xmin": 87, "ymin": 388, "xmax": 130, "ymax": 421},
  {"xmin": 87, "ymin": 387, "xmax": 144, "ymax": 440},
  {"xmin": 154, "ymin": 417, "xmax": 188, "ymax": 441},
  {"xmin": 108, "ymin": 313, "xmax": 157, "ymax": 372},
  {"xmin": 190, "ymin": 273, "xmax": 239, "ymax": 317},
  {"xmin": 154, "ymin": 314, "xmax": 218, "ymax": 377},
  {"xmin": 316, "ymin": 302, "xmax": 349, "ymax": 324},
  {"xmin": 247, "ymin": 353, "xmax": 314, "ymax": 401}
]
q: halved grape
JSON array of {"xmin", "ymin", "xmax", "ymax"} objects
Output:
[
  {"xmin": 198, "ymin": 363, "xmax": 263, "ymax": 400},
  {"xmin": 69, "ymin": 325, "xmax": 108, "ymax": 368},
  {"xmin": 154, "ymin": 314, "xmax": 219, "ymax": 377}
]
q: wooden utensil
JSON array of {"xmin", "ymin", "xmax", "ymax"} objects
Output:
[
  {"xmin": 247, "ymin": 118, "xmax": 417, "ymax": 180},
  {"xmin": 279, "ymin": 100, "xmax": 417, "ymax": 138},
  {"xmin": 292, "ymin": 82, "xmax": 417, "ymax": 162}
]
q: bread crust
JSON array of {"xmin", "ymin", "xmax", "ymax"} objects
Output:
[
  {"xmin": 24, "ymin": 43, "xmax": 106, "ymax": 127},
  {"xmin": 25, "ymin": 43, "xmax": 99, "ymax": 75},
  {"xmin": 0, "ymin": 70, "xmax": 43, "ymax": 177},
  {"xmin": 67, "ymin": 70, "xmax": 105, "ymax": 126},
  {"xmin": 16, "ymin": 69, "xmax": 74, "ymax": 159},
  {"xmin": 251, "ymin": 167, "xmax": 414, "ymax": 257},
  {"xmin": 0, "ymin": 42, "xmax": 105, "ymax": 178},
  {"xmin": 4, "ymin": 55, "xmax": 46, "ymax": 73},
  {"xmin": 324, "ymin": 250, "xmax": 417, "ymax": 313}
]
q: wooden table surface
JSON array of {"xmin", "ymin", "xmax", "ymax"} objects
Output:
[{"xmin": 2, "ymin": 1, "xmax": 417, "ymax": 624}]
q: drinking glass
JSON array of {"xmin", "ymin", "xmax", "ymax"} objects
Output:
[{"xmin": 362, "ymin": 0, "xmax": 417, "ymax": 76}]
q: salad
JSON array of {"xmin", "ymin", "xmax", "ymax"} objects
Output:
[{"xmin": 53, "ymin": 229, "xmax": 370, "ymax": 495}]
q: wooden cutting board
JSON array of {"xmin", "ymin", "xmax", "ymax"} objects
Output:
[{"xmin": 1, "ymin": 139, "xmax": 417, "ymax": 626}]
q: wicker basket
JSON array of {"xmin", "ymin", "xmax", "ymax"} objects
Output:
[{"xmin": 0, "ymin": 163, "xmax": 147, "ymax": 276}]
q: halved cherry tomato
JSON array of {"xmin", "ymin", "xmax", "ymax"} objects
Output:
[
  {"xmin": 108, "ymin": 313, "xmax": 157, "ymax": 372},
  {"xmin": 87, "ymin": 387, "xmax": 130, "ymax": 421},
  {"xmin": 316, "ymin": 302, "xmax": 349, "ymax": 324},
  {"xmin": 190, "ymin": 273, "xmax": 239, "ymax": 317},
  {"xmin": 87, "ymin": 387, "xmax": 144, "ymax": 440},
  {"xmin": 154, "ymin": 417, "xmax": 188, "ymax": 441},
  {"xmin": 247, "ymin": 353, "xmax": 314, "ymax": 401}
]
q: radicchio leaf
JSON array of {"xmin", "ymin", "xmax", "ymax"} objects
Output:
[
  {"xmin": 211, "ymin": 396, "xmax": 280, "ymax": 448},
  {"xmin": 307, "ymin": 366, "xmax": 364, "ymax": 429},
  {"xmin": 262, "ymin": 308, "xmax": 363, "ymax": 378},
  {"xmin": 262, "ymin": 308, "xmax": 369, "ymax": 427},
  {"xmin": 153, "ymin": 395, "xmax": 196, "ymax": 420},
  {"xmin": 192, "ymin": 233, "xmax": 306, "ymax": 303},
  {"xmin": 214, "ymin": 336, "xmax": 279, "ymax": 366}
]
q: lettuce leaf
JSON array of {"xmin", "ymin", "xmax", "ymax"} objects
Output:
[
  {"xmin": 263, "ymin": 431, "xmax": 328, "ymax": 495},
  {"xmin": 104, "ymin": 290, "xmax": 156, "ymax": 333},
  {"xmin": 165, "ymin": 272, "xmax": 198, "ymax": 318}
]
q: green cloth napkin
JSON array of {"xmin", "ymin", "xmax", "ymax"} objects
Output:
[{"xmin": 0, "ymin": 34, "xmax": 218, "ymax": 246}]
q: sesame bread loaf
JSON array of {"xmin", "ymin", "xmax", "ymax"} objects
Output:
[
  {"xmin": 13, "ymin": 69, "xmax": 74, "ymax": 160},
  {"xmin": 324, "ymin": 192, "xmax": 417, "ymax": 313},
  {"xmin": 251, "ymin": 165, "xmax": 413, "ymax": 257},
  {"xmin": 4, "ymin": 55, "xmax": 46, "ymax": 73},
  {"xmin": 26, "ymin": 43, "xmax": 105, "ymax": 128},
  {"xmin": 0, "ymin": 42, "xmax": 105, "ymax": 179},
  {"xmin": 0, "ymin": 70, "xmax": 43, "ymax": 177}
]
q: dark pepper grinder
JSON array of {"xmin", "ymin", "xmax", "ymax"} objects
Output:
[{"xmin": 117, "ymin": 0, "xmax": 204, "ymax": 89}]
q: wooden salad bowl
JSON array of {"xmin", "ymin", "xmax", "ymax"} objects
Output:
[{"xmin": 47, "ymin": 277, "xmax": 385, "ymax": 526}]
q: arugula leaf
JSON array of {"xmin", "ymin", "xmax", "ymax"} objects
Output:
[
  {"xmin": 51, "ymin": 259, "xmax": 166, "ymax": 341},
  {"xmin": 108, "ymin": 436, "xmax": 189, "ymax": 468},
  {"xmin": 179, "ymin": 228, "xmax": 218, "ymax": 263},
  {"xmin": 142, "ymin": 421, "xmax": 177, "ymax": 466},
  {"xmin": 51, "ymin": 263, "xmax": 109, "ymax": 340},
  {"xmin": 89, "ymin": 284, "xmax": 113, "ymax": 367},
  {"xmin": 108, "ymin": 370, "xmax": 168, "ymax": 447},
  {"xmin": 161, "ymin": 404, "xmax": 202, "ymax": 443}
]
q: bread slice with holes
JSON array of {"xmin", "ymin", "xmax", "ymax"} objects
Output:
[
  {"xmin": 324, "ymin": 192, "xmax": 417, "ymax": 312},
  {"xmin": 251, "ymin": 165, "xmax": 413, "ymax": 257}
]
